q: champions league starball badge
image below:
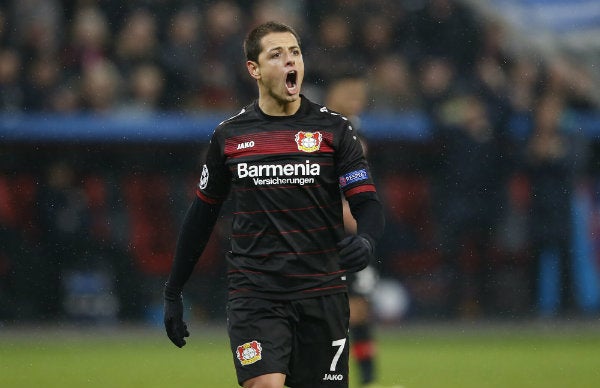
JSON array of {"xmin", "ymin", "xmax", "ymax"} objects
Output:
[{"xmin": 199, "ymin": 164, "xmax": 209, "ymax": 189}]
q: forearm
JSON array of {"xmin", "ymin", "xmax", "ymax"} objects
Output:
[
  {"xmin": 346, "ymin": 191, "xmax": 385, "ymax": 246},
  {"xmin": 165, "ymin": 196, "xmax": 222, "ymax": 294}
]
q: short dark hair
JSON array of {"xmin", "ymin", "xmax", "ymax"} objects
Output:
[{"xmin": 243, "ymin": 21, "xmax": 301, "ymax": 62}]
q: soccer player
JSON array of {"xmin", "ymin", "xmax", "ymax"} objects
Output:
[
  {"xmin": 163, "ymin": 21, "xmax": 385, "ymax": 388},
  {"xmin": 326, "ymin": 78, "xmax": 384, "ymax": 387}
]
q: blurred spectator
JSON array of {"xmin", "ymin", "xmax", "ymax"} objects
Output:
[
  {"xmin": 249, "ymin": 0, "xmax": 305, "ymax": 29},
  {"xmin": 524, "ymin": 93, "xmax": 589, "ymax": 317},
  {"xmin": 35, "ymin": 161, "xmax": 91, "ymax": 319},
  {"xmin": 0, "ymin": 48, "xmax": 23, "ymax": 111},
  {"xmin": 193, "ymin": 0, "xmax": 247, "ymax": 110},
  {"xmin": 114, "ymin": 8, "xmax": 160, "ymax": 74},
  {"xmin": 544, "ymin": 56, "xmax": 597, "ymax": 110},
  {"xmin": 304, "ymin": 13, "xmax": 365, "ymax": 95},
  {"xmin": 431, "ymin": 94, "xmax": 511, "ymax": 318},
  {"xmin": 0, "ymin": 222, "xmax": 20, "ymax": 319},
  {"xmin": 48, "ymin": 80, "xmax": 82, "ymax": 113},
  {"xmin": 80, "ymin": 59, "xmax": 123, "ymax": 112},
  {"xmin": 0, "ymin": 171, "xmax": 39, "ymax": 320},
  {"xmin": 10, "ymin": 0, "xmax": 63, "ymax": 57},
  {"xmin": 62, "ymin": 5, "xmax": 110, "ymax": 75},
  {"xmin": 0, "ymin": 171, "xmax": 28, "ymax": 321},
  {"xmin": 117, "ymin": 62, "xmax": 165, "ymax": 115},
  {"xmin": 0, "ymin": 6, "xmax": 7, "ymax": 45},
  {"xmin": 326, "ymin": 76, "xmax": 380, "ymax": 386},
  {"xmin": 410, "ymin": 0, "xmax": 481, "ymax": 74},
  {"xmin": 325, "ymin": 76, "xmax": 368, "ymax": 123},
  {"xmin": 417, "ymin": 56, "xmax": 457, "ymax": 121},
  {"xmin": 507, "ymin": 57, "xmax": 542, "ymax": 115},
  {"xmin": 160, "ymin": 5, "xmax": 204, "ymax": 109},
  {"xmin": 358, "ymin": 13, "xmax": 396, "ymax": 61},
  {"xmin": 22, "ymin": 54, "xmax": 62, "ymax": 111},
  {"xmin": 33, "ymin": 161, "xmax": 143, "ymax": 322},
  {"xmin": 366, "ymin": 53, "xmax": 420, "ymax": 112}
]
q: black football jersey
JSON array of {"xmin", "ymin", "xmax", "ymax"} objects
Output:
[{"xmin": 196, "ymin": 96, "xmax": 376, "ymax": 300}]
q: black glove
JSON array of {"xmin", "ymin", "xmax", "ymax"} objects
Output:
[
  {"xmin": 337, "ymin": 234, "xmax": 373, "ymax": 273},
  {"xmin": 164, "ymin": 284, "xmax": 190, "ymax": 348}
]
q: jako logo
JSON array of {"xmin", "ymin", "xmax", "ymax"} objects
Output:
[
  {"xmin": 322, "ymin": 373, "xmax": 344, "ymax": 381},
  {"xmin": 237, "ymin": 141, "xmax": 255, "ymax": 150}
]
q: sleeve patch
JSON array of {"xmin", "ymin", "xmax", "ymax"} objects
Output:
[
  {"xmin": 339, "ymin": 169, "xmax": 369, "ymax": 188},
  {"xmin": 198, "ymin": 164, "xmax": 209, "ymax": 189}
]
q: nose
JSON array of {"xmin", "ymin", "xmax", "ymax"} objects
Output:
[{"xmin": 285, "ymin": 51, "xmax": 295, "ymax": 66}]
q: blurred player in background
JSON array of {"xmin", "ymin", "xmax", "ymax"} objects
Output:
[
  {"xmin": 326, "ymin": 77, "xmax": 390, "ymax": 388},
  {"xmin": 163, "ymin": 22, "xmax": 385, "ymax": 388}
]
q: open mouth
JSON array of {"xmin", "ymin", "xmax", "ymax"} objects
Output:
[{"xmin": 285, "ymin": 71, "xmax": 298, "ymax": 92}]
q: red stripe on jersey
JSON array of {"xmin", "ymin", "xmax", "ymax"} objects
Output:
[
  {"xmin": 277, "ymin": 247, "xmax": 339, "ymax": 256},
  {"xmin": 232, "ymin": 204, "xmax": 327, "ymax": 215},
  {"xmin": 224, "ymin": 130, "xmax": 334, "ymax": 158},
  {"xmin": 233, "ymin": 183, "xmax": 321, "ymax": 192},
  {"xmin": 344, "ymin": 184, "xmax": 376, "ymax": 198},
  {"xmin": 228, "ymin": 285, "xmax": 347, "ymax": 296},
  {"xmin": 227, "ymin": 269, "xmax": 345, "ymax": 277},
  {"xmin": 225, "ymin": 247, "xmax": 338, "ymax": 260},
  {"xmin": 195, "ymin": 189, "xmax": 223, "ymax": 204},
  {"xmin": 301, "ymin": 285, "xmax": 347, "ymax": 293},
  {"xmin": 284, "ymin": 270, "xmax": 346, "ymax": 277},
  {"xmin": 231, "ymin": 223, "xmax": 343, "ymax": 238},
  {"xmin": 227, "ymin": 269, "xmax": 264, "ymax": 275}
]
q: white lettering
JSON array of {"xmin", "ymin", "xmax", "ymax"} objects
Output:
[
  {"xmin": 252, "ymin": 177, "xmax": 315, "ymax": 186},
  {"xmin": 238, "ymin": 163, "xmax": 248, "ymax": 178},
  {"xmin": 322, "ymin": 374, "xmax": 344, "ymax": 381},
  {"xmin": 283, "ymin": 164, "xmax": 294, "ymax": 175},
  {"xmin": 237, "ymin": 161, "xmax": 320, "ymax": 179},
  {"xmin": 237, "ymin": 140, "xmax": 255, "ymax": 150}
]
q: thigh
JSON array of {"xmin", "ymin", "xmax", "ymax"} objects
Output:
[
  {"xmin": 227, "ymin": 298, "xmax": 292, "ymax": 386},
  {"xmin": 287, "ymin": 293, "xmax": 350, "ymax": 388}
]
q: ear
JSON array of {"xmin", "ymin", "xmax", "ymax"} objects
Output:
[{"xmin": 247, "ymin": 61, "xmax": 260, "ymax": 80}]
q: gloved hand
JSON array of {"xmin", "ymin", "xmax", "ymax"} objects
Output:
[
  {"xmin": 337, "ymin": 234, "xmax": 373, "ymax": 273},
  {"xmin": 164, "ymin": 284, "xmax": 190, "ymax": 348}
]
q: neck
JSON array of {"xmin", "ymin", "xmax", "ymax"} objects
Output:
[{"xmin": 258, "ymin": 93, "xmax": 301, "ymax": 116}]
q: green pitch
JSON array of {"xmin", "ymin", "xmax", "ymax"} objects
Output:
[{"xmin": 1, "ymin": 322, "xmax": 599, "ymax": 387}]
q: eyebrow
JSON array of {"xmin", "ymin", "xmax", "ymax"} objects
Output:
[{"xmin": 267, "ymin": 45, "xmax": 300, "ymax": 53}]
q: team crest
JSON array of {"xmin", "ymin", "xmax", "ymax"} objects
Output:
[
  {"xmin": 236, "ymin": 340, "xmax": 262, "ymax": 366},
  {"xmin": 295, "ymin": 131, "xmax": 322, "ymax": 153}
]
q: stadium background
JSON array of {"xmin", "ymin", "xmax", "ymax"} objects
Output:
[{"xmin": 1, "ymin": 0, "xmax": 600, "ymax": 327}]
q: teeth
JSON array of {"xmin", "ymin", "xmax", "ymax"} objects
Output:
[{"xmin": 286, "ymin": 71, "xmax": 297, "ymax": 90}]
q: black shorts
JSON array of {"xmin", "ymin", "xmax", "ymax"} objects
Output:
[{"xmin": 226, "ymin": 293, "xmax": 350, "ymax": 387}]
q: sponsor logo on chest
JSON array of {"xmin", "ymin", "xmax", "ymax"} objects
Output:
[{"xmin": 238, "ymin": 160, "xmax": 320, "ymax": 178}]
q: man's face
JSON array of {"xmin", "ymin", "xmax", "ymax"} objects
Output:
[{"xmin": 249, "ymin": 31, "xmax": 304, "ymax": 104}]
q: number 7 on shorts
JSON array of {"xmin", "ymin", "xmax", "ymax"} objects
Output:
[{"xmin": 330, "ymin": 338, "xmax": 346, "ymax": 371}]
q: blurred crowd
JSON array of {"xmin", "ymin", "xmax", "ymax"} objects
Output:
[
  {"xmin": 1, "ymin": 0, "xmax": 600, "ymax": 323},
  {"xmin": 1, "ymin": 0, "xmax": 596, "ymax": 114}
]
